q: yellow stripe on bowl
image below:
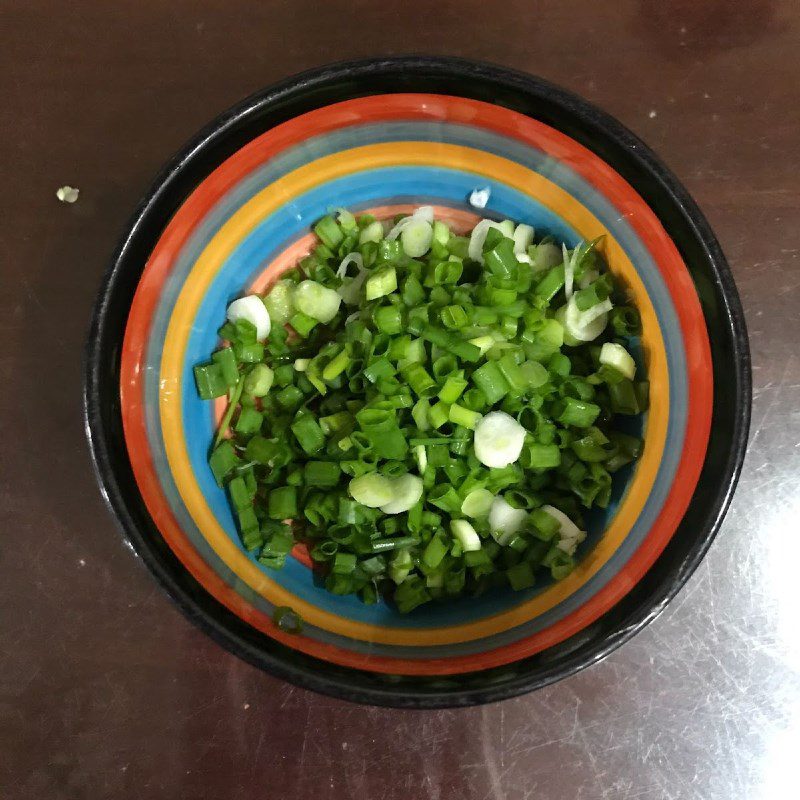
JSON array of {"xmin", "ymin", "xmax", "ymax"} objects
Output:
[{"xmin": 160, "ymin": 142, "xmax": 668, "ymax": 646}]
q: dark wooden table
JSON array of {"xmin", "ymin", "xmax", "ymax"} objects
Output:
[{"xmin": 3, "ymin": 2, "xmax": 797, "ymax": 798}]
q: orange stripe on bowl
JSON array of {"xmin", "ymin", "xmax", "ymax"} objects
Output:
[{"xmin": 159, "ymin": 145, "xmax": 667, "ymax": 647}]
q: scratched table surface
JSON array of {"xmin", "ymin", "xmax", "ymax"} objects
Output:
[{"xmin": 2, "ymin": 1, "xmax": 798, "ymax": 798}]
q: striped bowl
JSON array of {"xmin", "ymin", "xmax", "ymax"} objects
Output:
[{"xmin": 85, "ymin": 58, "xmax": 750, "ymax": 707}]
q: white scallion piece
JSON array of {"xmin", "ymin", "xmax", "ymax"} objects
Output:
[
  {"xmin": 473, "ymin": 411, "xmax": 526, "ymax": 468},
  {"xmin": 390, "ymin": 548, "xmax": 413, "ymax": 584},
  {"xmin": 358, "ymin": 221, "xmax": 384, "ymax": 244},
  {"xmin": 379, "ymin": 474, "xmax": 424, "ymax": 515},
  {"xmin": 226, "ymin": 295, "xmax": 271, "ymax": 340},
  {"xmin": 467, "ymin": 335, "xmax": 495, "ymax": 355},
  {"xmin": 56, "ymin": 185, "xmax": 80, "ymax": 203},
  {"xmin": 412, "ymin": 205, "xmax": 434, "ymax": 224},
  {"xmin": 599, "ymin": 342, "xmax": 637, "ymax": 380},
  {"xmin": 532, "ymin": 241, "xmax": 563, "ymax": 272},
  {"xmin": 385, "ymin": 206, "xmax": 435, "ymax": 241},
  {"xmin": 263, "ymin": 280, "xmax": 295, "ymax": 327},
  {"xmin": 414, "ymin": 445, "xmax": 427, "ymax": 474},
  {"xmin": 293, "ymin": 280, "xmax": 342, "ymax": 323},
  {"xmin": 461, "ymin": 488, "xmax": 495, "ymax": 518},
  {"xmin": 488, "ymin": 496, "xmax": 528, "ymax": 545},
  {"xmin": 336, "ymin": 252, "xmax": 363, "ymax": 280},
  {"xmin": 512, "ymin": 224, "xmax": 535, "ymax": 255},
  {"xmin": 451, "ymin": 520, "xmax": 482, "ymax": 552},
  {"xmin": 432, "ymin": 220, "xmax": 450, "ymax": 245},
  {"xmin": 559, "ymin": 295, "xmax": 610, "ymax": 342},
  {"xmin": 336, "ymin": 253, "xmax": 367, "ymax": 305},
  {"xmin": 334, "ymin": 207, "xmax": 357, "ymax": 231},
  {"xmin": 540, "ymin": 504, "xmax": 587, "ymax": 556},
  {"xmin": 468, "ymin": 218, "xmax": 506, "ymax": 263},
  {"xmin": 563, "ymin": 243, "xmax": 575, "ymax": 300},
  {"xmin": 400, "ymin": 219, "xmax": 433, "ymax": 258},
  {"xmin": 293, "ymin": 358, "xmax": 310, "ymax": 372},
  {"xmin": 349, "ymin": 473, "xmax": 394, "ymax": 508},
  {"xmin": 468, "ymin": 187, "xmax": 491, "ymax": 209},
  {"xmin": 498, "ymin": 219, "xmax": 515, "ymax": 238},
  {"xmin": 339, "ymin": 274, "xmax": 367, "ymax": 306},
  {"xmin": 558, "ymin": 531, "xmax": 585, "ymax": 556},
  {"xmin": 385, "ymin": 217, "xmax": 413, "ymax": 241},
  {"xmin": 576, "ymin": 298, "xmax": 613, "ymax": 330}
]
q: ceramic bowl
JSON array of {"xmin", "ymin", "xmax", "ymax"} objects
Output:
[{"xmin": 85, "ymin": 57, "xmax": 750, "ymax": 707}]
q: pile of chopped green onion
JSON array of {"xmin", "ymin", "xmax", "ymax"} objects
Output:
[{"xmin": 194, "ymin": 206, "xmax": 646, "ymax": 613}]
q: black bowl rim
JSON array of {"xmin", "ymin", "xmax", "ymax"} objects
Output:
[{"xmin": 83, "ymin": 55, "xmax": 751, "ymax": 708}]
